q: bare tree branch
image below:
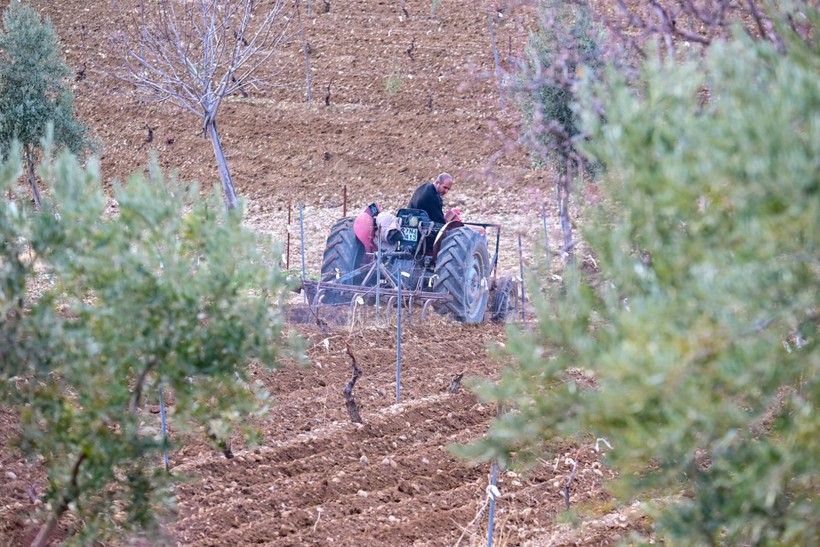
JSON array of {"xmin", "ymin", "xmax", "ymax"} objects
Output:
[
  {"xmin": 343, "ymin": 343, "xmax": 363, "ymax": 423},
  {"xmin": 129, "ymin": 355, "xmax": 158, "ymax": 415}
]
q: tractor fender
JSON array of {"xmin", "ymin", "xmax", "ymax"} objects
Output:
[
  {"xmin": 353, "ymin": 204, "xmax": 380, "ymax": 253},
  {"xmin": 432, "ymin": 219, "xmax": 465, "ymax": 260}
]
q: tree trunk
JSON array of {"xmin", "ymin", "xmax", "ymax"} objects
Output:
[
  {"xmin": 487, "ymin": 6, "xmax": 504, "ymax": 110},
  {"xmin": 31, "ymin": 452, "xmax": 86, "ymax": 547},
  {"xmin": 25, "ymin": 145, "xmax": 42, "ymax": 211},
  {"xmin": 298, "ymin": 2, "xmax": 312, "ymax": 106},
  {"xmin": 31, "ymin": 513, "xmax": 62, "ymax": 547},
  {"xmin": 557, "ymin": 158, "xmax": 574, "ymax": 264},
  {"xmin": 206, "ymin": 118, "xmax": 238, "ymax": 210}
]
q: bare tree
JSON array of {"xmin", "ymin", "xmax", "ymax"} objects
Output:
[{"xmin": 113, "ymin": 0, "xmax": 296, "ymax": 209}]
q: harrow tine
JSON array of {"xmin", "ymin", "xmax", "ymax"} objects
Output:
[
  {"xmin": 386, "ymin": 296, "xmax": 397, "ymax": 323},
  {"xmin": 311, "ymin": 287, "xmax": 324, "ymax": 308},
  {"xmin": 421, "ymin": 299, "xmax": 435, "ymax": 321}
]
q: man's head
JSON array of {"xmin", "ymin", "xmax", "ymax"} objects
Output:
[{"xmin": 434, "ymin": 172, "xmax": 453, "ymax": 196}]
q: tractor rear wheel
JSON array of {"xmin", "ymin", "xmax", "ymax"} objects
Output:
[
  {"xmin": 316, "ymin": 217, "xmax": 367, "ymax": 304},
  {"xmin": 433, "ymin": 227, "xmax": 490, "ymax": 323}
]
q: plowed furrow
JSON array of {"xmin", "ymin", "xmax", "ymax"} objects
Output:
[{"xmin": 173, "ymin": 390, "xmax": 502, "ymax": 544}]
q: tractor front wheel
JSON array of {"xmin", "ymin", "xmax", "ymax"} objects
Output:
[{"xmin": 433, "ymin": 227, "xmax": 490, "ymax": 323}]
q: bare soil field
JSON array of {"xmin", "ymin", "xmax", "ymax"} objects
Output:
[{"xmin": 0, "ymin": 0, "xmax": 646, "ymax": 545}]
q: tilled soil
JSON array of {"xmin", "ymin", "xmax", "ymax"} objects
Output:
[
  {"xmin": 162, "ymin": 319, "xmax": 628, "ymax": 546},
  {"xmin": 1, "ymin": 318, "xmax": 643, "ymax": 546}
]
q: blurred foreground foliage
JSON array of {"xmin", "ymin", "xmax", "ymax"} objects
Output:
[
  {"xmin": 464, "ymin": 6, "xmax": 819, "ymax": 545},
  {"xmin": 0, "ymin": 147, "xmax": 293, "ymax": 544}
]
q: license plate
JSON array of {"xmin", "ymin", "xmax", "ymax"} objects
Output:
[{"xmin": 401, "ymin": 227, "xmax": 418, "ymax": 242}]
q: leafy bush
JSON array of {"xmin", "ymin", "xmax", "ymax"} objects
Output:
[
  {"xmin": 465, "ymin": 9, "xmax": 819, "ymax": 545},
  {"xmin": 0, "ymin": 147, "xmax": 293, "ymax": 544}
]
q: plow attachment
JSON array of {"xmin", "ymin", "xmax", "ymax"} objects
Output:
[{"xmin": 300, "ymin": 257, "xmax": 454, "ymax": 323}]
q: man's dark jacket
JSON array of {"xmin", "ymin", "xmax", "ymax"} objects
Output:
[{"xmin": 408, "ymin": 182, "xmax": 446, "ymax": 224}]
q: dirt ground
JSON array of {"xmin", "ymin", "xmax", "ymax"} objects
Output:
[
  {"xmin": 0, "ymin": 0, "xmax": 648, "ymax": 545},
  {"xmin": 1, "ymin": 317, "xmax": 647, "ymax": 546}
]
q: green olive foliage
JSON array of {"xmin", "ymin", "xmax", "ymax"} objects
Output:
[
  {"xmin": 0, "ymin": 147, "xmax": 292, "ymax": 543},
  {"xmin": 518, "ymin": 0, "xmax": 604, "ymax": 171},
  {"xmin": 464, "ymin": 9, "xmax": 819, "ymax": 546},
  {"xmin": 0, "ymin": 2, "xmax": 91, "ymax": 207}
]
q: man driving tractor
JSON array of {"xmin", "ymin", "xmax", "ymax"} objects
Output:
[{"xmin": 408, "ymin": 172, "xmax": 461, "ymax": 224}]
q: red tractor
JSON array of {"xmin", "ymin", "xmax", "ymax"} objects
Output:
[{"xmin": 303, "ymin": 207, "xmax": 518, "ymax": 323}]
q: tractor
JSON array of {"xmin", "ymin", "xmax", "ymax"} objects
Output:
[{"xmin": 302, "ymin": 207, "xmax": 519, "ymax": 323}]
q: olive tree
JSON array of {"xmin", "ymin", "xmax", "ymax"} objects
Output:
[
  {"xmin": 0, "ymin": 2, "xmax": 91, "ymax": 210},
  {"xmin": 0, "ymin": 143, "xmax": 293, "ymax": 545},
  {"xmin": 513, "ymin": 0, "xmax": 605, "ymax": 262},
  {"xmin": 465, "ymin": 6, "xmax": 819, "ymax": 545}
]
